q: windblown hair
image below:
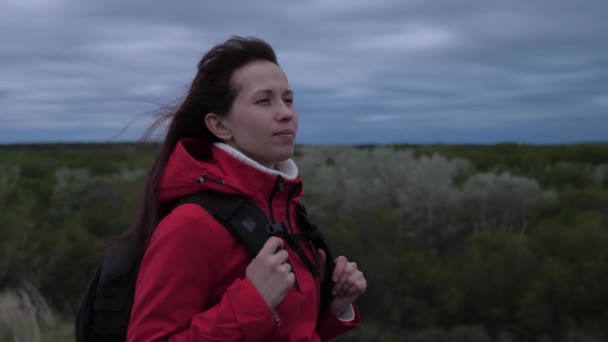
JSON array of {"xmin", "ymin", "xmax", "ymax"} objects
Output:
[{"xmin": 124, "ymin": 36, "xmax": 278, "ymax": 249}]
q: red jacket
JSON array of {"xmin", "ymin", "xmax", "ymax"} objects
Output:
[{"xmin": 127, "ymin": 138, "xmax": 361, "ymax": 341}]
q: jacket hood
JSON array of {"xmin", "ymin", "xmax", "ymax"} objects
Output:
[{"xmin": 157, "ymin": 138, "xmax": 303, "ymax": 205}]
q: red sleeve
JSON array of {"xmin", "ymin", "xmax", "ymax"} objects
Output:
[
  {"xmin": 316, "ymin": 304, "xmax": 361, "ymax": 341},
  {"xmin": 127, "ymin": 206, "xmax": 277, "ymax": 342}
]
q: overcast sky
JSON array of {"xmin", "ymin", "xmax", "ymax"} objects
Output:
[{"xmin": 1, "ymin": 0, "xmax": 607, "ymax": 144}]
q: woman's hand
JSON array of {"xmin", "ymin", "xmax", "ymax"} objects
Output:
[
  {"xmin": 317, "ymin": 249, "xmax": 367, "ymax": 317},
  {"xmin": 247, "ymin": 237, "xmax": 295, "ymax": 310}
]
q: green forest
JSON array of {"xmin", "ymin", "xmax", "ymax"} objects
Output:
[{"xmin": 1, "ymin": 142, "xmax": 607, "ymax": 342}]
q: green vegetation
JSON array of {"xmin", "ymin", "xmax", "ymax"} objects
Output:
[{"xmin": 1, "ymin": 142, "xmax": 607, "ymax": 341}]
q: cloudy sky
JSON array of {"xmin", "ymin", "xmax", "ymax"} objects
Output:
[{"xmin": 1, "ymin": 0, "xmax": 607, "ymax": 144}]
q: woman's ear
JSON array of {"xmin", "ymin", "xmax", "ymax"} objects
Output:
[{"xmin": 204, "ymin": 113, "xmax": 232, "ymax": 141}]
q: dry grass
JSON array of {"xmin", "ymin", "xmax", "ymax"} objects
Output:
[{"xmin": 0, "ymin": 284, "xmax": 72, "ymax": 342}]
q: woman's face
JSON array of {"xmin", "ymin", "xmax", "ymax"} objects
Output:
[{"xmin": 222, "ymin": 60, "xmax": 298, "ymax": 168}]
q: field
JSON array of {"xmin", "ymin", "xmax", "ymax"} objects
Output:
[{"xmin": 1, "ymin": 142, "xmax": 607, "ymax": 341}]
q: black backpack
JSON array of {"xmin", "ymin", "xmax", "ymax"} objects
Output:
[{"xmin": 74, "ymin": 192, "xmax": 334, "ymax": 342}]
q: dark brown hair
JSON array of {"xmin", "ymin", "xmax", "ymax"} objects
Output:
[{"xmin": 124, "ymin": 36, "xmax": 278, "ymax": 249}]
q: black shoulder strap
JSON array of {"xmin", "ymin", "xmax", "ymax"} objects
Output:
[
  {"xmin": 295, "ymin": 203, "xmax": 335, "ymax": 313},
  {"xmin": 174, "ymin": 193, "xmax": 334, "ymax": 312},
  {"xmin": 173, "ymin": 192, "xmax": 271, "ymax": 257}
]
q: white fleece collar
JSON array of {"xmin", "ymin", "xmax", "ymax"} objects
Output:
[{"xmin": 214, "ymin": 142, "xmax": 299, "ymax": 181}]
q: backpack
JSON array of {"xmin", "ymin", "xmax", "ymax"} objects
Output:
[{"xmin": 74, "ymin": 192, "xmax": 334, "ymax": 342}]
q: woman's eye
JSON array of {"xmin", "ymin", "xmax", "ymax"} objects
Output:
[
  {"xmin": 284, "ymin": 98, "xmax": 293, "ymax": 104},
  {"xmin": 257, "ymin": 98, "xmax": 270, "ymax": 104}
]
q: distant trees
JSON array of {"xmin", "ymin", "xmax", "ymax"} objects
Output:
[
  {"xmin": 1, "ymin": 142, "xmax": 607, "ymax": 341},
  {"xmin": 294, "ymin": 145, "xmax": 608, "ymax": 341},
  {"xmin": 461, "ymin": 172, "xmax": 556, "ymax": 233},
  {"xmin": 299, "ymin": 147, "xmax": 557, "ymax": 256}
]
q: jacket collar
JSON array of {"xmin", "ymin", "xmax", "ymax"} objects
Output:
[{"xmin": 213, "ymin": 142, "xmax": 299, "ymax": 180}]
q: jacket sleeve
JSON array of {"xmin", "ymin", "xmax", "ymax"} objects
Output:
[
  {"xmin": 316, "ymin": 303, "xmax": 361, "ymax": 341},
  {"xmin": 127, "ymin": 206, "xmax": 277, "ymax": 342}
]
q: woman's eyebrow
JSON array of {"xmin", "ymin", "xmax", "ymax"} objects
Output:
[{"xmin": 253, "ymin": 89, "xmax": 293, "ymax": 97}]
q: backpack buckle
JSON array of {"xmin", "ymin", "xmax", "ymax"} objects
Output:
[{"xmin": 266, "ymin": 222, "xmax": 286, "ymax": 235}]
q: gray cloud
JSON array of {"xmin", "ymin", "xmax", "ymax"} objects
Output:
[{"xmin": 0, "ymin": 0, "xmax": 606, "ymax": 143}]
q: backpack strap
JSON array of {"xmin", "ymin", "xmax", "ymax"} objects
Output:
[
  {"xmin": 295, "ymin": 203, "xmax": 336, "ymax": 313},
  {"xmin": 269, "ymin": 225, "xmax": 319, "ymax": 278},
  {"xmin": 174, "ymin": 193, "xmax": 308, "ymax": 291},
  {"xmin": 174, "ymin": 193, "xmax": 335, "ymax": 312},
  {"xmin": 174, "ymin": 193, "xmax": 271, "ymax": 257},
  {"xmin": 173, "ymin": 193, "xmax": 328, "ymax": 290}
]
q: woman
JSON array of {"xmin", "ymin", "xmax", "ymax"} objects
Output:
[{"xmin": 126, "ymin": 36, "xmax": 367, "ymax": 341}]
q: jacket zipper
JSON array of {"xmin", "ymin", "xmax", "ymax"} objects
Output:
[
  {"xmin": 268, "ymin": 175, "xmax": 300, "ymax": 292},
  {"xmin": 285, "ymin": 185, "xmax": 300, "ymax": 234},
  {"xmin": 196, "ymin": 174, "xmax": 225, "ymax": 186},
  {"xmin": 285, "ymin": 185, "xmax": 318, "ymax": 272},
  {"xmin": 268, "ymin": 175, "xmax": 283, "ymax": 222},
  {"xmin": 284, "ymin": 183, "xmax": 322, "ymax": 306}
]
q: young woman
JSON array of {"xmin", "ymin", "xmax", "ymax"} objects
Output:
[{"xmin": 126, "ymin": 36, "xmax": 367, "ymax": 341}]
